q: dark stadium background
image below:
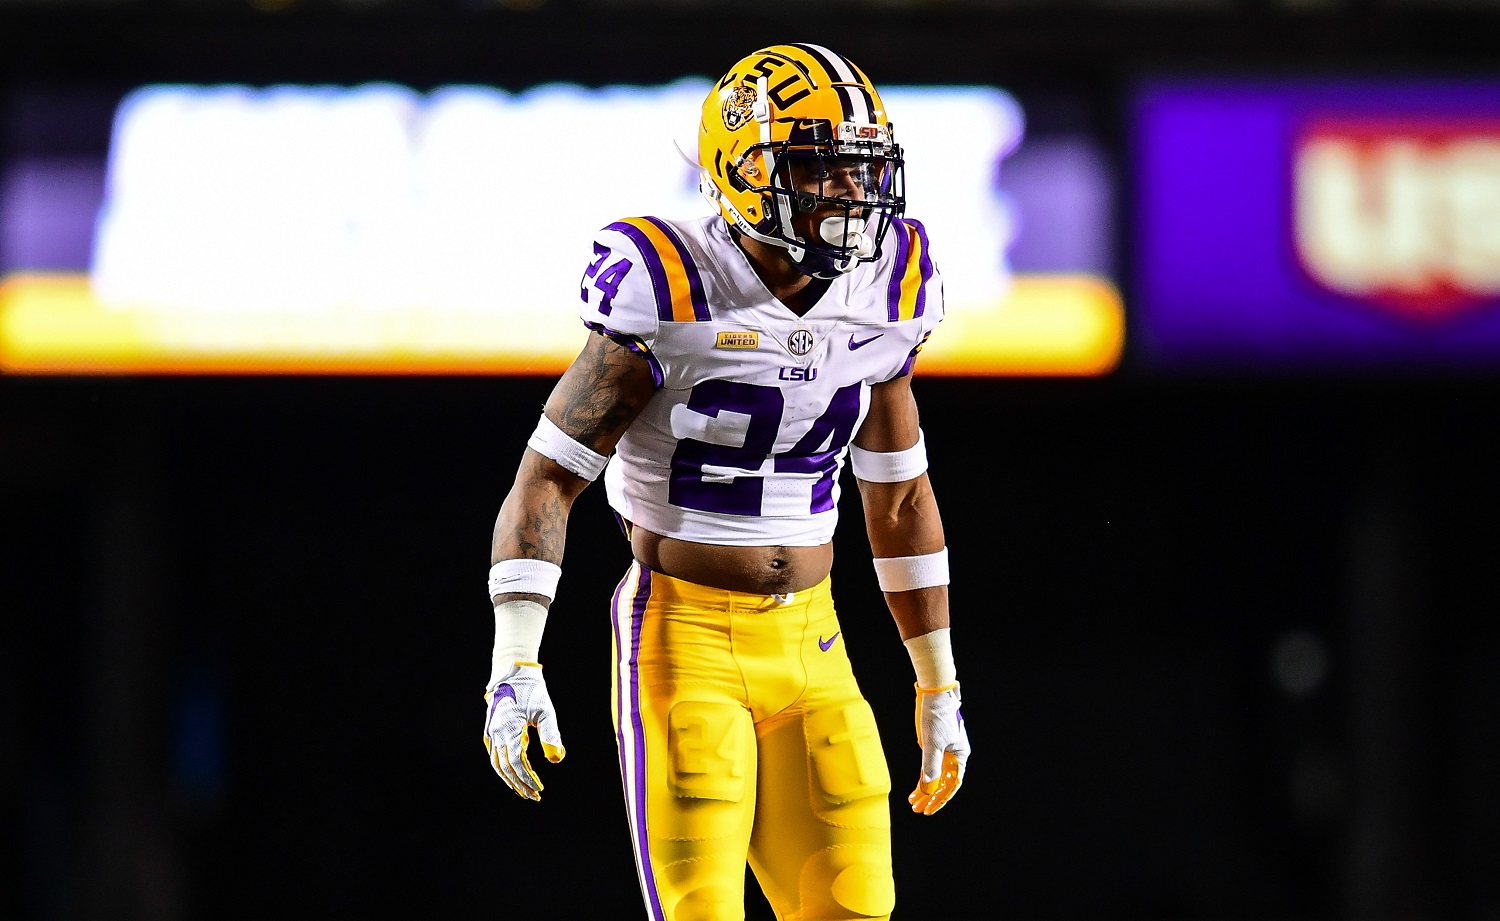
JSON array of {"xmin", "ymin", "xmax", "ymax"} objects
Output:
[{"xmin": 3, "ymin": 4, "xmax": 1498, "ymax": 919}]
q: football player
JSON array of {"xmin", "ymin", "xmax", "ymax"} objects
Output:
[{"xmin": 482, "ymin": 43, "xmax": 971, "ymax": 921}]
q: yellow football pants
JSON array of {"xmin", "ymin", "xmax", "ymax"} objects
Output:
[{"xmin": 610, "ymin": 562, "xmax": 895, "ymax": 921}]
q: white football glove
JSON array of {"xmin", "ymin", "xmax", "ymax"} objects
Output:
[
  {"xmin": 909, "ymin": 682, "xmax": 969, "ymax": 815},
  {"xmin": 483, "ymin": 664, "xmax": 566, "ymax": 801}
]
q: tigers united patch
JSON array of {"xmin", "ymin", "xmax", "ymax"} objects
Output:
[
  {"xmin": 721, "ymin": 85, "xmax": 757, "ymax": 131},
  {"xmin": 716, "ymin": 330, "xmax": 759, "ymax": 350}
]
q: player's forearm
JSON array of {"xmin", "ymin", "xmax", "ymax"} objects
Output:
[
  {"xmin": 884, "ymin": 585, "xmax": 949, "ymax": 641},
  {"xmin": 858, "ymin": 473, "xmax": 950, "ymax": 639},
  {"xmin": 858, "ymin": 473, "xmax": 945, "ymax": 558},
  {"xmin": 490, "ymin": 452, "xmax": 587, "ymax": 603},
  {"xmin": 491, "ymin": 484, "xmax": 573, "ymax": 563}
]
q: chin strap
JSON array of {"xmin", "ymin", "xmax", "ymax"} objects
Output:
[{"xmin": 717, "ymin": 211, "xmax": 867, "ymax": 279}]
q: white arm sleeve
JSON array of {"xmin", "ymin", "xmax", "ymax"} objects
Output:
[
  {"xmin": 527, "ymin": 415, "xmax": 609, "ymax": 481},
  {"xmin": 850, "ymin": 430, "xmax": 929, "ymax": 483}
]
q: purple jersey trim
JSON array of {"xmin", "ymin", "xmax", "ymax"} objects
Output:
[
  {"xmin": 584, "ymin": 322, "xmax": 664, "ymax": 389},
  {"xmin": 641, "ymin": 216, "xmax": 711, "ymax": 322},
  {"xmin": 897, "ymin": 330, "xmax": 933, "ymax": 379}
]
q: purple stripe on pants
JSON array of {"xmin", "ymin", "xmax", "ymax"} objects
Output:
[
  {"xmin": 611, "ymin": 570, "xmax": 630, "ymax": 797},
  {"xmin": 613, "ymin": 564, "xmax": 664, "ymax": 920},
  {"xmin": 628, "ymin": 567, "xmax": 662, "ymax": 920}
]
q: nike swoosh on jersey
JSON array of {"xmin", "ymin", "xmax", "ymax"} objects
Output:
[
  {"xmin": 818, "ymin": 632, "xmax": 840, "ymax": 651},
  {"xmin": 848, "ymin": 334, "xmax": 883, "ymax": 350}
]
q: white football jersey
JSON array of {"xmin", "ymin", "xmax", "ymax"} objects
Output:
[{"xmin": 578, "ymin": 214, "xmax": 943, "ymax": 547}]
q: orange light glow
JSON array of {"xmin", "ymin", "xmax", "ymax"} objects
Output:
[{"xmin": 1, "ymin": 272, "xmax": 1121, "ymax": 377}]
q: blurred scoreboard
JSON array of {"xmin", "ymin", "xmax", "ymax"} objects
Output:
[
  {"xmin": 0, "ymin": 81, "xmax": 1122, "ymax": 376},
  {"xmin": 1133, "ymin": 76, "xmax": 1500, "ymax": 372}
]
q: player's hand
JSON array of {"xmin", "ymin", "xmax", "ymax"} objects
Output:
[
  {"xmin": 908, "ymin": 682, "xmax": 969, "ymax": 815},
  {"xmin": 483, "ymin": 663, "xmax": 566, "ymax": 801}
]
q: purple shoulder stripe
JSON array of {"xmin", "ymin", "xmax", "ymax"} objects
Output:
[
  {"xmin": 606, "ymin": 221, "xmax": 674, "ymax": 322},
  {"xmin": 641, "ymin": 216, "xmax": 711, "ymax": 322},
  {"xmin": 907, "ymin": 217, "xmax": 935, "ymax": 319},
  {"xmin": 885, "ymin": 218, "xmax": 913, "ymax": 322}
]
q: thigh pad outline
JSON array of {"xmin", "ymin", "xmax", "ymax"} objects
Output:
[
  {"xmin": 820, "ymin": 849, "xmax": 897, "ymax": 919},
  {"xmin": 668, "ymin": 700, "xmax": 754, "ymax": 802},
  {"xmin": 806, "ymin": 700, "xmax": 892, "ymax": 806}
]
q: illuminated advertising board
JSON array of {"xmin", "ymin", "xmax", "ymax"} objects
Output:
[
  {"xmin": 1133, "ymin": 77, "xmax": 1500, "ymax": 370},
  {"xmin": 1, "ymin": 81, "xmax": 1121, "ymax": 376}
]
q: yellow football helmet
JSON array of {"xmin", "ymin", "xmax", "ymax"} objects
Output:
[{"xmin": 697, "ymin": 44, "xmax": 906, "ymax": 279}]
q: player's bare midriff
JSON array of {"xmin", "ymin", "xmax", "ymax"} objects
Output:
[{"xmin": 630, "ymin": 525, "xmax": 833, "ymax": 596}]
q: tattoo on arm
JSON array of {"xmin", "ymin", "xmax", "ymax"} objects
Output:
[
  {"xmin": 513, "ymin": 496, "xmax": 567, "ymax": 561},
  {"xmin": 493, "ymin": 332, "xmax": 656, "ymax": 567},
  {"xmin": 547, "ymin": 333, "xmax": 655, "ymax": 453}
]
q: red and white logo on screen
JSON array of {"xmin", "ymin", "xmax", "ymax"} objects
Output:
[{"xmin": 1293, "ymin": 119, "xmax": 1500, "ymax": 321}]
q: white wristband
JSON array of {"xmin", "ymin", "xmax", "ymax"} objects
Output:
[
  {"xmin": 488, "ymin": 599, "xmax": 548, "ymax": 690},
  {"xmin": 489, "ymin": 559, "xmax": 562, "ymax": 602},
  {"xmin": 873, "ymin": 547, "xmax": 949, "ymax": 592},
  {"xmin": 904, "ymin": 627, "xmax": 957, "ymax": 689},
  {"xmin": 850, "ymin": 430, "xmax": 929, "ymax": 483},
  {"xmin": 528, "ymin": 414, "xmax": 609, "ymax": 481}
]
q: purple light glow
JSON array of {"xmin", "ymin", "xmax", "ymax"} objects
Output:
[
  {"xmin": 1, "ymin": 157, "xmax": 105, "ymax": 272},
  {"xmin": 1133, "ymin": 77, "xmax": 1500, "ymax": 372}
]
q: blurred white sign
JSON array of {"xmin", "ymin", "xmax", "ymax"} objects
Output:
[{"xmin": 92, "ymin": 80, "xmax": 1023, "ymax": 316}]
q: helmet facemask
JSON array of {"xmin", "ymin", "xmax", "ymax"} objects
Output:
[{"xmin": 732, "ymin": 118, "xmax": 906, "ymax": 279}]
